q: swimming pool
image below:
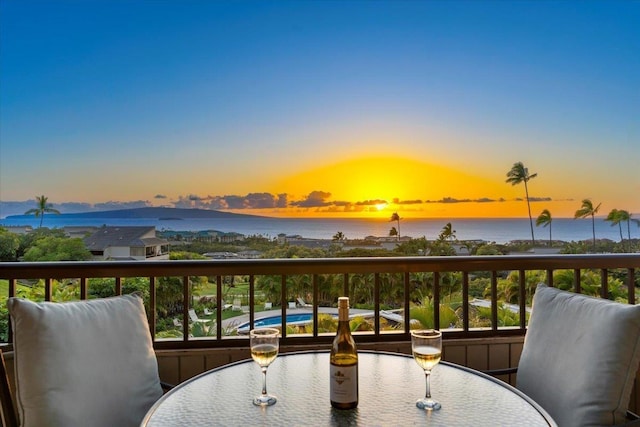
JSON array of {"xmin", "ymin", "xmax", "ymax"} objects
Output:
[{"xmin": 236, "ymin": 313, "xmax": 317, "ymax": 333}]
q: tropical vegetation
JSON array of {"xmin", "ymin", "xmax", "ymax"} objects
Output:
[
  {"xmin": 332, "ymin": 231, "xmax": 345, "ymax": 242},
  {"xmin": 605, "ymin": 209, "xmax": 632, "ymax": 252},
  {"xmin": 536, "ymin": 209, "xmax": 553, "ymax": 246},
  {"xmin": 506, "ymin": 162, "xmax": 538, "ymax": 246},
  {"xmin": 390, "ymin": 212, "xmax": 401, "ymax": 240},
  {"xmin": 574, "ymin": 198, "xmax": 601, "ymax": 251}
]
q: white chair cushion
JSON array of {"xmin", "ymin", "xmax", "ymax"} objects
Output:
[
  {"xmin": 517, "ymin": 284, "xmax": 640, "ymax": 427},
  {"xmin": 8, "ymin": 294, "xmax": 163, "ymax": 427}
]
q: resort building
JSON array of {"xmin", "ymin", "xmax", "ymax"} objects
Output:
[{"xmin": 84, "ymin": 226, "xmax": 170, "ymax": 261}]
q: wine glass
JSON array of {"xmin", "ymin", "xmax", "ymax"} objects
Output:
[
  {"xmin": 250, "ymin": 327, "xmax": 280, "ymax": 406},
  {"xmin": 411, "ymin": 329, "xmax": 442, "ymax": 410}
]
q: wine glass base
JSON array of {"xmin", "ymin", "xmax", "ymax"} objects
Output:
[
  {"xmin": 416, "ymin": 398, "xmax": 441, "ymax": 411},
  {"xmin": 253, "ymin": 394, "xmax": 277, "ymax": 406}
]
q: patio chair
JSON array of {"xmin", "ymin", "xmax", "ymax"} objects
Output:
[
  {"xmin": 288, "ymin": 301, "xmax": 296, "ymax": 309},
  {"xmin": 264, "ymin": 302, "xmax": 273, "ymax": 310},
  {"xmin": 486, "ymin": 284, "xmax": 640, "ymax": 427},
  {"xmin": 188, "ymin": 308, "xmax": 209, "ymax": 323},
  {"xmin": 232, "ymin": 299, "xmax": 243, "ymax": 312},
  {"xmin": 296, "ymin": 297, "xmax": 312, "ymax": 308},
  {"xmin": 5, "ymin": 294, "xmax": 169, "ymax": 427},
  {"xmin": 203, "ymin": 307, "xmax": 214, "ymax": 316},
  {"xmin": 0, "ymin": 349, "xmax": 18, "ymax": 427}
]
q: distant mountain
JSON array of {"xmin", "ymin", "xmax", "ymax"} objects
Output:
[{"xmin": 7, "ymin": 207, "xmax": 265, "ymax": 220}]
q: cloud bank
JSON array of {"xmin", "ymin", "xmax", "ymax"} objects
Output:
[{"xmin": 0, "ymin": 191, "xmax": 556, "ymax": 218}]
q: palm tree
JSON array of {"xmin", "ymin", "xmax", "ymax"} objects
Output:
[
  {"xmin": 618, "ymin": 210, "xmax": 632, "ymax": 242},
  {"xmin": 574, "ymin": 199, "xmax": 601, "ymax": 251},
  {"xmin": 390, "ymin": 212, "xmax": 401, "ymax": 240},
  {"xmin": 605, "ymin": 209, "xmax": 624, "ymax": 243},
  {"xmin": 606, "ymin": 209, "xmax": 632, "ymax": 252},
  {"xmin": 535, "ymin": 209, "xmax": 553, "ymax": 247},
  {"xmin": 438, "ymin": 222, "xmax": 456, "ymax": 241},
  {"xmin": 332, "ymin": 231, "xmax": 345, "ymax": 242},
  {"xmin": 505, "ymin": 162, "xmax": 538, "ymax": 246},
  {"xmin": 24, "ymin": 195, "xmax": 61, "ymax": 228}
]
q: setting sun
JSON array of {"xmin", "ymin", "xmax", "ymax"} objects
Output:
[{"xmin": 269, "ymin": 156, "xmax": 513, "ymax": 218}]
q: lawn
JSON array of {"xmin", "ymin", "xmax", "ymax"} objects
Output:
[{"xmin": 195, "ymin": 281, "xmax": 266, "ymax": 305}]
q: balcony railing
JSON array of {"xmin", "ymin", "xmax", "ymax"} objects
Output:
[{"xmin": 1, "ymin": 254, "xmax": 638, "ymax": 351}]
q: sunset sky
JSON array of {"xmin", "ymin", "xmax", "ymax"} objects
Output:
[{"xmin": 1, "ymin": 1, "xmax": 638, "ymax": 219}]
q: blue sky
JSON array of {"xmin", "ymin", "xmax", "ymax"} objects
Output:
[{"xmin": 1, "ymin": 1, "xmax": 638, "ymax": 218}]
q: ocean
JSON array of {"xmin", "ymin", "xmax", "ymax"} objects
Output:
[{"xmin": 0, "ymin": 215, "xmax": 633, "ymax": 244}]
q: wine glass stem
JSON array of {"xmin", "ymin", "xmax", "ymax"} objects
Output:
[
  {"xmin": 261, "ymin": 366, "xmax": 269, "ymax": 396},
  {"xmin": 424, "ymin": 370, "xmax": 432, "ymax": 399}
]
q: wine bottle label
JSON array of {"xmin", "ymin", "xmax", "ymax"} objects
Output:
[{"xmin": 330, "ymin": 364, "xmax": 358, "ymax": 403}]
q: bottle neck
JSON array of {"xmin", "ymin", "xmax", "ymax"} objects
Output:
[{"xmin": 338, "ymin": 307, "xmax": 349, "ymax": 322}]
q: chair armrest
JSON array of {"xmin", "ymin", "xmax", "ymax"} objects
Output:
[
  {"xmin": 625, "ymin": 410, "xmax": 640, "ymax": 425},
  {"xmin": 483, "ymin": 367, "xmax": 518, "ymax": 376},
  {"xmin": 0, "ymin": 350, "xmax": 18, "ymax": 427}
]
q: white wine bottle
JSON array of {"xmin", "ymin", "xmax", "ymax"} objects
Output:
[{"xmin": 330, "ymin": 296, "xmax": 358, "ymax": 409}]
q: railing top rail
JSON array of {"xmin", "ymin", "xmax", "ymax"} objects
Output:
[{"xmin": 0, "ymin": 254, "xmax": 639, "ymax": 279}]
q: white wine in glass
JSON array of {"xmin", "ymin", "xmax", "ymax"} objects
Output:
[
  {"xmin": 250, "ymin": 328, "xmax": 280, "ymax": 406},
  {"xmin": 411, "ymin": 329, "xmax": 442, "ymax": 410}
]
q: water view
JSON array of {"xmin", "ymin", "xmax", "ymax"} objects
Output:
[{"xmin": 0, "ymin": 214, "xmax": 631, "ymax": 244}]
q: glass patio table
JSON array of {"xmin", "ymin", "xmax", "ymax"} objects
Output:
[{"xmin": 141, "ymin": 350, "xmax": 556, "ymax": 426}]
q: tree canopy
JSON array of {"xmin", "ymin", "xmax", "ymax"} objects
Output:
[{"xmin": 22, "ymin": 236, "xmax": 92, "ymax": 261}]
